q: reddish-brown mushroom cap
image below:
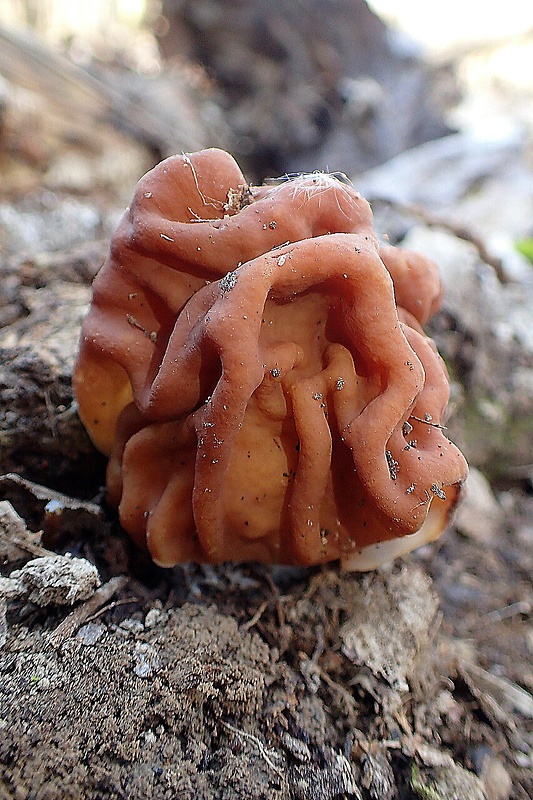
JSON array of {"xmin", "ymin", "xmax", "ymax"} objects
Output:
[
  {"xmin": 74, "ymin": 148, "xmax": 374, "ymax": 455},
  {"xmin": 378, "ymin": 244, "xmax": 444, "ymax": 326},
  {"xmin": 74, "ymin": 148, "xmax": 467, "ymax": 569}
]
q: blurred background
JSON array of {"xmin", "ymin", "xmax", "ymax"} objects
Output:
[{"xmin": 0, "ymin": 0, "xmax": 532, "ymax": 184}]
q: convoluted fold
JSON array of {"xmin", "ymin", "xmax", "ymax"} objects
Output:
[{"xmin": 74, "ymin": 148, "xmax": 467, "ymax": 568}]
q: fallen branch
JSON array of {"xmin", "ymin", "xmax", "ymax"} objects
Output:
[
  {"xmin": 371, "ymin": 195, "xmax": 508, "ymax": 282},
  {"xmin": 49, "ymin": 574, "xmax": 128, "ymax": 648}
]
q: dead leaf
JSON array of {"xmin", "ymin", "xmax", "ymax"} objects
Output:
[
  {"xmin": 340, "ymin": 566, "xmax": 439, "ymax": 691},
  {"xmin": 458, "ymin": 659, "xmax": 533, "ymax": 723},
  {"xmin": 0, "ymin": 499, "xmax": 50, "ymax": 561}
]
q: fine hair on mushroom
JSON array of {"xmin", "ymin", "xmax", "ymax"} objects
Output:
[{"xmin": 74, "ymin": 147, "xmax": 467, "ymax": 569}]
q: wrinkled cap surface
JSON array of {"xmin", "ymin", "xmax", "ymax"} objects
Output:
[{"xmin": 74, "ymin": 148, "xmax": 467, "ymax": 569}]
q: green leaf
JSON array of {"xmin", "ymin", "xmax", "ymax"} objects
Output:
[{"xmin": 515, "ymin": 238, "xmax": 533, "ymax": 264}]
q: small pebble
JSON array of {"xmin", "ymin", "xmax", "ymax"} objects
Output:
[
  {"xmin": 144, "ymin": 608, "xmax": 164, "ymax": 629},
  {"xmin": 134, "ymin": 642, "xmax": 163, "ymax": 678},
  {"xmin": 77, "ymin": 623, "xmax": 105, "ymax": 646}
]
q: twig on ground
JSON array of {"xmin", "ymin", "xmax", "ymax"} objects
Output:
[
  {"xmin": 220, "ymin": 719, "xmax": 285, "ymax": 778},
  {"xmin": 49, "ymin": 575, "xmax": 128, "ymax": 648},
  {"xmin": 372, "ymin": 195, "xmax": 508, "ymax": 282},
  {"xmin": 242, "ymin": 600, "xmax": 269, "ymax": 631}
]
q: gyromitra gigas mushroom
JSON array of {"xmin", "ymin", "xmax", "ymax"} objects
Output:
[{"xmin": 74, "ymin": 148, "xmax": 467, "ymax": 569}]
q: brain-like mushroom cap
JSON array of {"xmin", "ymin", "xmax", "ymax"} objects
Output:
[{"xmin": 74, "ymin": 148, "xmax": 467, "ymax": 569}]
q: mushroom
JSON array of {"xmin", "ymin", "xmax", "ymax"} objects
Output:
[{"xmin": 74, "ymin": 148, "xmax": 467, "ymax": 568}]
